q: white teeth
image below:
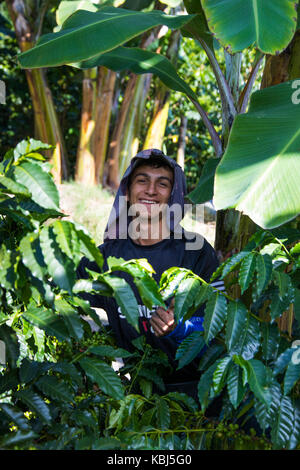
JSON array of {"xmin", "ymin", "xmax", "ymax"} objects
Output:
[{"xmin": 140, "ymin": 200, "xmax": 157, "ymax": 204}]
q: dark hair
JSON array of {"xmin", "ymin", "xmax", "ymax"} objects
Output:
[{"xmin": 127, "ymin": 154, "xmax": 174, "ymax": 188}]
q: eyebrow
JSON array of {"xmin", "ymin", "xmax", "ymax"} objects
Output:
[{"xmin": 133, "ymin": 172, "xmax": 173, "ymax": 185}]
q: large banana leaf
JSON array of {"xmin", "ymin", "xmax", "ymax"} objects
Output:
[
  {"xmin": 213, "ymin": 81, "xmax": 300, "ymax": 229},
  {"xmin": 73, "ymin": 46, "xmax": 198, "ymax": 101},
  {"xmin": 201, "ymin": 0, "xmax": 298, "ymax": 54},
  {"xmin": 18, "ymin": 7, "xmax": 194, "ymax": 69}
]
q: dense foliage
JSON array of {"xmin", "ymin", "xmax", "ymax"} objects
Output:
[{"xmin": 0, "ymin": 140, "xmax": 299, "ymax": 450}]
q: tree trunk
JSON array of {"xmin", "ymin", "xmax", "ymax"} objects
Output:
[
  {"xmin": 75, "ymin": 68, "xmax": 97, "ymax": 185},
  {"xmin": 106, "ymin": 74, "xmax": 138, "ymax": 189},
  {"xmin": 261, "ymin": 30, "xmax": 300, "ymax": 87},
  {"xmin": 94, "ymin": 67, "xmax": 117, "ymax": 184},
  {"xmin": 6, "ymin": 0, "xmax": 68, "ymax": 184},
  {"xmin": 143, "ymin": 85, "xmax": 170, "ymax": 150},
  {"xmin": 106, "ymin": 31, "xmax": 158, "ymax": 189},
  {"xmin": 143, "ymin": 30, "xmax": 181, "ymax": 150}
]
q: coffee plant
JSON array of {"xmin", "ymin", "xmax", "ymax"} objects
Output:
[{"xmin": 0, "ymin": 139, "xmax": 299, "ymax": 450}]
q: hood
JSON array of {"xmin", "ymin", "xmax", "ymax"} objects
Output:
[{"xmin": 103, "ymin": 149, "xmax": 188, "ymax": 241}]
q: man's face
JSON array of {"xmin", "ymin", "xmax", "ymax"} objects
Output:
[{"xmin": 127, "ymin": 164, "xmax": 173, "ymax": 217}]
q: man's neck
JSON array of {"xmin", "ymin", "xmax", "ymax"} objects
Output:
[{"xmin": 131, "ymin": 218, "xmax": 170, "ymax": 246}]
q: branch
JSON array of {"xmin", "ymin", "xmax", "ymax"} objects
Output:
[
  {"xmin": 238, "ymin": 53, "xmax": 265, "ymax": 114},
  {"xmin": 197, "ymin": 36, "xmax": 237, "ymax": 122},
  {"xmin": 189, "ymin": 97, "xmax": 223, "ymax": 157}
]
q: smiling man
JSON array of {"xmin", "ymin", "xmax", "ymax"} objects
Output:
[{"xmin": 77, "ymin": 149, "xmax": 224, "ymax": 399}]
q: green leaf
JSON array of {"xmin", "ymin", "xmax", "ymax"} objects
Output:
[
  {"xmin": 174, "ymin": 277, "xmax": 202, "ymax": 323},
  {"xmin": 238, "ymin": 252, "xmax": 257, "ymax": 294},
  {"xmin": 0, "ymin": 175, "xmax": 31, "ymax": 197},
  {"xmin": 198, "ymin": 342, "xmax": 225, "ymax": 371},
  {"xmin": 284, "ymin": 360, "xmax": 300, "ymax": 395},
  {"xmin": 233, "ymin": 356, "xmax": 272, "ymax": 408},
  {"xmin": 0, "ymin": 430, "xmax": 37, "ymax": 448},
  {"xmin": 188, "ymin": 158, "xmax": 219, "ymax": 204},
  {"xmin": 212, "ymin": 355, "xmax": 232, "ymax": 394},
  {"xmin": 89, "ymin": 345, "xmax": 133, "ymax": 358},
  {"xmin": 19, "ymin": 358, "xmax": 49, "ymax": 384},
  {"xmin": 13, "ymin": 138, "xmax": 52, "ymax": 161},
  {"xmin": 287, "ymin": 399, "xmax": 300, "ymax": 450},
  {"xmin": 230, "ymin": 314, "xmax": 260, "ymax": 360},
  {"xmin": 175, "ymin": 331, "xmax": 206, "ymax": 370},
  {"xmin": 74, "ymin": 46, "xmax": 198, "ymax": 102},
  {"xmin": 15, "ymin": 389, "xmax": 52, "ymax": 424},
  {"xmin": 155, "ymin": 397, "xmax": 170, "ymax": 430},
  {"xmin": 261, "ymin": 323, "xmax": 280, "ymax": 363},
  {"xmin": 103, "ymin": 275, "xmax": 140, "ymax": 331},
  {"xmin": 226, "ymin": 362, "xmax": 246, "ymax": 409},
  {"xmin": 13, "ymin": 161, "xmax": 59, "ymax": 210},
  {"xmin": 92, "ymin": 437, "xmax": 122, "ymax": 450},
  {"xmin": 182, "ymin": 0, "xmax": 215, "ymax": 50},
  {"xmin": 255, "ymin": 253, "xmax": 273, "ymax": 295},
  {"xmin": 55, "ymin": 0, "xmax": 100, "ymax": 26},
  {"xmin": 254, "ymin": 379, "xmax": 282, "ymax": 433},
  {"xmin": 54, "ymin": 297, "xmax": 84, "ymax": 341},
  {"xmin": 52, "ymin": 220, "xmax": 82, "ymax": 264},
  {"xmin": 202, "ymin": 0, "xmax": 297, "ymax": 54},
  {"xmin": 273, "ymin": 270, "xmax": 292, "ymax": 301},
  {"xmin": 40, "ymin": 225, "xmax": 76, "ymax": 294},
  {"xmin": 214, "ymin": 81, "xmax": 300, "ymax": 229},
  {"xmin": 203, "ymin": 291, "xmax": 227, "ymax": 343},
  {"xmin": 271, "ymin": 395, "xmax": 295, "ymax": 449},
  {"xmin": 36, "ymin": 375, "xmax": 74, "ymax": 403},
  {"xmin": 79, "ymin": 357, "xmax": 124, "ymax": 400},
  {"xmin": 23, "ymin": 307, "xmax": 70, "ymax": 342},
  {"xmin": 273, "ymin": 347, "xmax": 295, "ymax": 376},
  {"xmin": 19, "ymin": 232, "xmax": 46, "ymax": 281},
  {"xmin": 0, "ymin": 404, "xmax": 30, "ymax": 431},
  {"xmin": 225, "ymin": 300, "xmax": 247, "ymax": 353},
  {"xmin": 197, "ymin": 361, "xmax": 219, "ymax": 411},
  {"xmin": 76, "ymin": 227, "xmax": 103, "ymax": 269},
  {"xmin": 18, "ymin": 7, "xmax": 195, "ymax": 68}
]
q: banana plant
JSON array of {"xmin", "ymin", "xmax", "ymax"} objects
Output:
[{"xmin": 17, "ymin": 1, "xmax": 300, "ymax": 243}]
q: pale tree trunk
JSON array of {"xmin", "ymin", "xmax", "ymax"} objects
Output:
[
  {"xmin": 143, "ymin": 30, "xmax": 181, "ymax": 150},
  {"xmin": 94, "ymin": 67, "xmax": 117, "ymax": 184},
  {"xmin": 118, "ymin": 73, "xmax": 152, "ymax": 178},
  {"xmin": 75, "ymin": 68, "xmax": 97, "ymax": 185},
  {"xmin": 106, "ymin": 74, "xmax": 138, "ymax": 189},
  {"xmin": 6, "ymin": 0, "xmax": 68, "ymax": 184},
  {"xmin": 106, "ymin": 31, "xmax": 157, "ymax": 189}
]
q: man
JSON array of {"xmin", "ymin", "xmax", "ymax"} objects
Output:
[{"xmin": 77, "ymin": 149, "xmax": 224, "ymax": 398}]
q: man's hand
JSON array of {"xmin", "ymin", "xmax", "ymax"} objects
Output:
[{"xmin": 150, "ymin": 299, "xmax": 176, "ymax": 337}]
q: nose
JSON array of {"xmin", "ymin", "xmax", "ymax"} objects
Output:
[{"xmin": 145, "ymin": 180, "xmax": 157, "ymax": 196}]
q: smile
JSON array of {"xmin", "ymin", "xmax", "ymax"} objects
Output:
[{"xmin": 139, "ymin": 199, "xmax": 159, "ymax": 204}]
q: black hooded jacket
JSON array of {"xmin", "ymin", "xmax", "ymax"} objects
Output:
[{"xmin": 76, "ymin": 149, "xmax": 224, "ymax": 385}]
